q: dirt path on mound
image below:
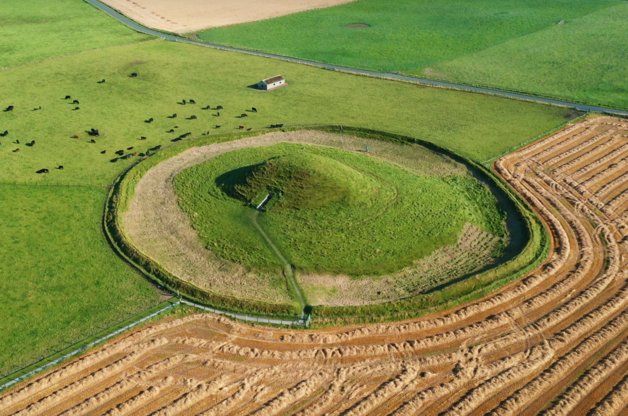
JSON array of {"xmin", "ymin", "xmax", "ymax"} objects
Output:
[{"xmin": 99, "ymin": 0, "xmax": 358, "ymax": 33}]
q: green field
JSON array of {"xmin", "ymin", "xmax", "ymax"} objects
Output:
[
  {"xmin": 197, "ymin": 0, "xmax": 627, "ymax": 109},
  {"xmin": 0, "ymin": 0, "xmax": 578, "ymax": 376},
  {"xmin": 176, "ymin": 143, "xmax": 505, "ymax": 277},
  {"xmin": 0, "ymin": 0, "xmax": 153, "ymax": 69},
  {"xmin": 0, "ymin": 185, "xmax": 158, "ymax": 377}
]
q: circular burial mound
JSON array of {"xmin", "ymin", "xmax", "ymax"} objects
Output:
[
  {"xmin": 346, "ymin": 23, "xmax": 370, "ymax": 28},
  {"xmin": 122, "ymin": 130, "xmax": 513, "ymax": 310}
]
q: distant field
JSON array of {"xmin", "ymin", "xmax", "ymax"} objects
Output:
[
  {"xmin": 0, "ymin": 0, "xmax": 153, "ymax": 68},
  {"xmin": 197, "ymin": 0, "xmax": 626, "ymax": 109},
  {"xmin": 0, "ymin": 185, "xmax": 158, "ymax": 377}
]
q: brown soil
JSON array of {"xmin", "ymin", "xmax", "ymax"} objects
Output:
[
  {"xmin": 99, "ymin": 0, "xmax": 359, "ymax": 33},
  {"xmin": 4, "ymin": 117, "xmax": 628, "ymax": 415}
]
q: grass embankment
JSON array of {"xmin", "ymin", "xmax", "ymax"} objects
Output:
[
  {"xmin": 0, "ymin": 0, "xmax": 153, "ymax": 69},
  {"xmin": 0, "ymin": 37, "xmax": 568, "ymax": 369},
  {"xmin": 0, "ymin": 185, "xmax": 159, "ymax": 377},
  {"xmin": 176, "ymin": 143, "xmax": 504, "ymax": 276},
  {"xmin": 197, "ymin": 0, "xmax": 626, "ymax": 109}
]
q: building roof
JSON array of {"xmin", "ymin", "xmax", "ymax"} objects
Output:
[{"xmin": 262, "ymin": 75, "xmax": 284, "ymax": 84}]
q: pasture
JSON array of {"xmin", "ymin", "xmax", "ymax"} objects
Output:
[
  {"xmin": 0, "ymin": 185, "xmax": 158, "ymax": 377},
  {"xmin": 197, "ymin": 0, "xmax": 626, "ymax": 109},
  {"xmin": 0, "ymin": 0, "xmax": 152, "ymax": 69}
]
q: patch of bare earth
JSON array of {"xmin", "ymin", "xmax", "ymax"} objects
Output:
[
  {"xmin": 123, "ymin": 130, "xmax": 467, "ymax": 304},
  {"xmin": 6, "ymin": 117, "xmax": 628, "ymax": 415},
  {"xmin": 100, "ymin": 0, "xmax": 359, "ymax": 33},
  {"xmin": 300, "ymin": 223, "xmax": 501, "ymax": 306}
]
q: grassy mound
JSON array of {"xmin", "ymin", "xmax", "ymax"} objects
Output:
[
  {"xmin": 218, "ymin": 153, "xmax": 387, "ymax": 210},
  {"xmin": 175, "ymin": 143, "xmax": 506, "ymax": 277}
]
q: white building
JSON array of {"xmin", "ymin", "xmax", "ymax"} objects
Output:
[{"xmin": 257, "ymin": 75, "xmax": 286, "ymax": 91}]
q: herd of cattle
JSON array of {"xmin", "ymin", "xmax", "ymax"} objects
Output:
[{"xmin": 3, "ymin": 72, "xmax": 286, "ymax": 174}]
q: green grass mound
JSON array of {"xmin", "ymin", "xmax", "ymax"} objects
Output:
[
  {"xmin": 176, "ymin": 143, "xmax": 506, "ymax": 277},
  {"xmin": 217, "ymin": 152, "xmax": 391, "ymax": 211}
]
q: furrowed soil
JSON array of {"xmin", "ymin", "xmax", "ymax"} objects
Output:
[{"xmin": 7, "ymin": 116, "xmax": 628, "ymax": 415}]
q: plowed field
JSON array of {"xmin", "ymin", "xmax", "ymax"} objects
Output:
[{"xmin": 4, "ymin": 117, "xmax": 628, "ymax": 415}]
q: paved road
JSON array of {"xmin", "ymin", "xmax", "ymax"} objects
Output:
[{"xmin": 84, "ymin": 0, "xmax": 628, "ymax": 116}]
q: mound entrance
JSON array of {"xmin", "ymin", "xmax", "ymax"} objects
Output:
[{"xmin": 122, "ymin": 130, "xmax": 511, "ymax": 310}]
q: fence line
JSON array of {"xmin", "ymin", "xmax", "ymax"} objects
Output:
[
  {"xmin": 180, "ymin": 299, "xmax": 307, "ymax": 326},
  {"xmin": 0, "ymin": 300, "xmax": 180, "ymax": 393}
]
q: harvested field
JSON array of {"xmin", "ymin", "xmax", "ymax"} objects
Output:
[
  {"xmin": 99, "ymin": 0, "xmax": 357, "ymax": 33},
  {"xmin": 6, "ymin": 117, "xmax": 628, "ymax": 414}
]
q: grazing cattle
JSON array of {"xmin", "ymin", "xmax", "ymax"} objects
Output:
[
  {"xmin": 32, "ymin": 107, "xmax": 41, "ymax": 111},
  {"xmin": 190, "ymin": 99, "xmax": 196, "ymax": 104},
  {"xmin": 98, "ymin": 79, "xmax": 105, "ymax": 83},
  {"xmin": 5, "ymin": 106, "xmax": 14, "ymax": 112},
  {"xmin": 101, "ymin": 150, "xmax": 106, "ymax": 154},
  {"xmin": 241, "ymin": 114, "xmax": 248, "ymax": 118},
  {"xmin": 90, "ymin": 128, "xmax": 99, "ymax": 136},
  {"xmin": 252, "ymin": 107, "xmax": 257, "ymax": 112},
  {"xmin": 278, "ymin": 124, "xmax": 284, "ymax": 127},
  {"xmin": 123, "ymin": 154, "xmax": 132, "ymax": 159},
  {"xmin": 182, "ymin": 100, "xmax": 186, "ymax": 105},
  {"xmin": 146, "ymin": 118, "xmax": 154, "ymax": 123},
  {"xmin": 216, "ymin": 112, "xmax": 220, "ymax": 116},
  {"xmin": 73, "ymin": 107, "xmax": 80, "ymax": 111},
  {"xmin": 72, "ymin": 100, "xmax": 79, "ymax": 104},
  {"xmin": 172, "ymin": 138, "xmax": 182, "ymax": 142},
  {"xmin": 239, "ymin": 126, "xmax": 244, "ymax": 129},
  {"xmin": 140, "ymin": 136, "xmax": 147, "ymax": 140},
  {"xmin": 115, "ymin": 150, "xmax": 124, "ymax": 155},
  {"xmin": 73, "ymin": 135, "xmax": 79, "ymax": 138},
  {"xmin": 190, "ymin": 115, "xmax": 197, "ymax": 119},
  {"xmin": 184, "ymin": 132, "xmax": 191, "ymax": 137},
  {"xmin": 15, "ymin": 139, "xmax": 20, "ymax": 144},
  {"xmin": 0, "ymin": 131, "xmax": 7, "ymax": 137},
  {"xmin": 36, "ymin": 168, "xmax": 49, "ymax": 174},
  {"xmin": 110, "ymin": 158, "xmax": 119, "ymax": 163},
  {"xmin": 127, "ymin": 146, "xmax": 134, "ymax": 150},
  {"xmin": 167, "ymin": 129, "xmax": 174, "ymax": 133},
  {"xmin": 171, "ymin": 113, "xmax": 177, "ymax": 118},
  {"xmin": 247, "ymin": 128, "xmax": 252, "ymax": 131},
  {"xmin": 133, "ymin": 152, "xmax": 137, "ymax": 156},
  {"xmin": 216, "ymin": 105, "xmax": 223, "ymax": 110},
  {"xmin": 174, "ymin": 126, "xmax": 178, "ymax": 128},
  {"xmin": 26, "ymin": 140, "xmax": 35, "ymax": 147},
  {"xmin": 90, "ymin": 139, "xmax": 96, "ymax": 143},
  {"xmin": 202, "ymin": 105, "xmax": 210, "ymax": 110},
  {"xmin": 131, "ymin": 73, "xmax": 138, "ymax": 77},
  {"xmin": 64, "ymin": 95, "xmax": 71, "ymax": 100},
  {"xmin": 215, "ymin": 125, "xmax": 221, "ymax": 129},
  {"xmin": 13, "ymin": 148, "xmax": 19, "ymax": 152},
  {"xmin": 154, "ymin": 145, "xmax": 162, "ymax": 150},
  {"xmin": 57, "ymin": 166, "xmax": 64, "ymax": 170}
]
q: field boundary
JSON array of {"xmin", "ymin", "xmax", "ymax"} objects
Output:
[
  {"xmin": 104, "ymin": 125, "xmax": 547, "ymax": 323},
  {"xmin": 83, "ymin": 0, "xmax": 628, "ymax": 116}
]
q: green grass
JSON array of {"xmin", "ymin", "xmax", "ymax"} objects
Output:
[
  {"xmin": 196, "ymin": 0, "xmax": 626, "ymax": 109},
  {"xmin": 427, "ymin": 3, "xmax": 628, "ymax": 110},
  {"xmin": 0, "ymin": 40, "xmax": 570, "ymax": 189},
  {"xmin": 175, "ymin": 143, "xmax": 505, "ymax": 277},
  {"xmin": 0, "ymin": 185, "xmax": 159, "ymax": 377},
  {"xmin": 0, "ymin": 0, "xmax": 153, "ymax": 69}
]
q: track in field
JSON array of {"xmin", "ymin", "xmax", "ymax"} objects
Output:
[{"xmin": 3, "ymin": 116, "xmax": 628, "ymax": 415}]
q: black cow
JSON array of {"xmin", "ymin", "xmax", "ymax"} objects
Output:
[
  {"xmin": 15, "ymin": 139, "xmax": 20, "ymax": 144},
  {"xmin": 170, "ymin": 113, "xmax": 177, "ymax": 118},
  {"xmin": 72, "ymin": 100, "xmax": 79, "ymax": 104},
  {"xmin": 32, "ymin": 106, "xmax": 41, "ymax": 111},
  {"xmin": 130, "ymin": 73, "xmax": 138, "ymax": 77},
  {"xmin": 190, "ymin": 99, "xmax": 196, "ymax": 104},
  {"xmin": 154, "ymin": 145, "xmax": 162, "ymax": 150},
  {"xmin": 73, "ymin": 107, "xmax": 80, "ymax": 111},
  {"xmin": 5, "ymin": 106, "xmax": 14, "ymax": 112},
  {"xmin": 252, "ymin": 107, "xmax": 257, "ymax": 112},
  {"xmin": 90, "ymin": 128, "xmax": 99, "ymax": 136},
  {"xmin": 241, "ymin": 114, "xmax": 248, "ymax": 118},
  {"xmin": 140, "ymin": 136, "xmax": 147, "ymax": 140},
  {"xmin": 146, "ymin": 118, "xmax": 154, "ymax": 123},
  {"xmin": 90, "ymin": 139, "xmax": 96, "ymax": 143},
  {"xmin": 127, "ymin": 146, "xmax": 134, "ymax": 150},
  {"xmin": 202, "ymin": 105, "xmax": 210, "ymax": 110},
  {"xmin": 247, "ymin": 128, "xmax": 252, "ymax": 131},
  {"xmin": 0, "ymin": 131, "xmax": 7, "ymax": 137},
  {"xmin": 57, "ymin": 166, "xmax": 64, "ymax": 170},
  {"xmin": 172, "ymin": 138, "xmax": 182, "ymax": 142},
  {"xmin": 26, "ymin": 140, "xmax": 35, "ymax": 147},
  {"xmin": 167, "ymin": 129, "xmax": 174, "ymax": 133},
  {"xmin": 190, "ymin": 115, "xmax": 197, "ymax": 119},
  {"xmin": 216, "ymin": 112, "xmax": 220, "ymax": 117},
  {"xmin": 216, "ymin": 105, "xmax": 223, "ymax": 110},
  {"xmin": 115, "ymin": 150, "xmax": 124, "ymax": 155},
  {"xmin": 110, "ymin": 158, "xmax": 119, "ymax": 163},
  {"xmin": 215, "ymin": 125, "xmax": 221, "ymax": 129},
  {"xmin": 182, "ymin": 99, "xmax": 186, "ymax": 105},
  {"xmin": 36, "ymin": 168, "xmax": 49, "ymax": 174},
  {"xmin": 98, "ymin": 79, "xmax": 105, "ymax": 83},
  {"xmin": 64, "ymin": 95, "xmax": 71, "ymax": 100},
  {"xmin": 101, "ymin": 150, "xmax": 106, "ymax": 154}
]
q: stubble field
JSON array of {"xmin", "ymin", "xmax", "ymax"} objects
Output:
[{"xmin": 4, "ymin": 116, "xmax": 628, "ymax": 415}]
